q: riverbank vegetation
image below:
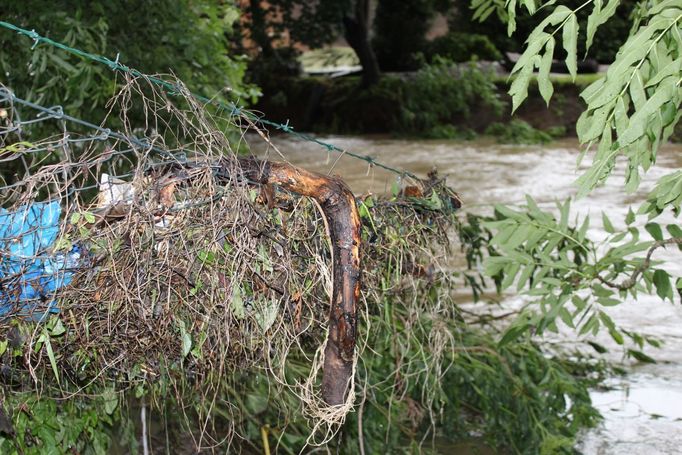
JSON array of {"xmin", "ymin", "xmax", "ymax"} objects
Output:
[{"xmin": 255, "ymin": 65, "xmax": 592, "ymax": 141}]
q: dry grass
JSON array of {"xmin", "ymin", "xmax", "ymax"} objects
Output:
[{"xmin": 0, "ymin": 75, "xmax": 461, "ymax": 450}]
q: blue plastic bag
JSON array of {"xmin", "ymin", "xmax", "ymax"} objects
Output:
[{"xmin": 0, "ymin": 201, "xmax": 80, "ymax": 316}]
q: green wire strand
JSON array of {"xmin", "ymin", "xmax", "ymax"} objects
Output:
[{"xmin": 0, "ymin": 20, "xmax": 419, "ymax": 181}]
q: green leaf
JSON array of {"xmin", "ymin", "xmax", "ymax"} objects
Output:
[
  {"xmin": 521, "ymin": 0, "xmax": 536, "ymax": 14},
  {"xmin": 562, "ymin": 14, "xmax": 579, "ymax": 80},
  {"xmin": 428, "ymin": 190, "xmax": 443, "ymax": 210},
  {"xmin": 178, "ymin": 321, "xmax": 192, "ymax": 359},
  {"xmin": 501, "ymin": 262, "xmax": 521, "ymax": 290},
  {"xmin": 509, "ymin": 55, "xmax": 538, "ymax": 112},
  {"xmin": 83, "ymin": 211, "xmax": 96, "ymax": 224},
  {"xmin": 585, "ymin": 0, "xmax": 620, "ymax": 54},
  {"xmin": 255, "ymin": 299, "xmax": 279, "ymax": 333},
  {"xmin": 538, "ymin": 37, "xmax": 555, "ymax": 104},
  {"xmin": 484, "ymin": 256, "xmax": 510, "ymax": 276},
  {"xmin": 231, "ymin": 286, "xmax": 245, "ymax": 319},
  {"xmin": 628, "ymin": 349, "xmax": 657, "ymax": 364},
  {"xmin": 579, "ymin": 313, "xmax": 600, "ymax": 335},
  {"xmin": 602, "ymin": 211, "xmax": 615, "ymax": 233},
  {"xmin": 50, "ymin": 318, "xmax": 66, "ymax": 337},
  {"xmin": 630, "ymin": 72, "xmax": 647, "ymax": 110},
  {"xmin": 625, "ymin": 207, "xmax": 636, "ymax": 225},
  {"xmin": 391, "ymin": 180, "xmax": 400, "ymax": 198},
  {"xmin": 44, "ymin": 337, "xmax": 60, "ymax": 385},
  {"xmin": 499, "ymin": 321, "xmax": 531, "ymax": 346},
  {"xmin": 246, "ymin": 392, "xmax": 269, "ymax": 415},
  {"xmin": 103, "ymin": 388, "xmax": 119, "ymax": 415},
  {"xmin": 559, "ymin": 306, "xmax": 575, "ymax": 328},
  {"xmin": 609, "ymin": 327, "xmax": 624, "ymax": 345},
  {"xmin": 667, "ymin": 224, "xmax": 682, "ymax": 238},
  {"xmin": 507, "ymin": 0, "xmax": 518, "ymax": 35},
  {"xmin": 620, "ymin": 82, "xmax": 676, "ymax": 146},
  {"xmin": 198, "ymin": 250, "xmax": 216, "ymax": 266},
  {"xmin": 597, "ymin": 296, "xmax": 621, "ymax": 306},
  {"xmin": 516, "ymin": 263, "xmax": 534, "ymax": 291},
  {"xmin": 587, "ymin": 341, "xmax": 607, "ymax": 353},
  {"xmin": 645, "ymin": 222, "xmax": 664, "ymax": 241},
  {"xmin": 653, "ymin": 269, "xmax": 673, "ymax": 301},
  {"xmin": 592, "ymin": 284, "xmax": 614, "ymax": 298},
  {"xmin": 577, "ymin": 216, "xmax": 590, "ymax": 242}
]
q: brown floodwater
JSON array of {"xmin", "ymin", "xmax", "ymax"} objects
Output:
[{"xmin": 252, "ymin": 135, "xmax": 682, "ymax": 455}]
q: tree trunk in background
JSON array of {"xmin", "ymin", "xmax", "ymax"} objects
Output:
[
  {"xmin": 247, "ymin": 0, "xmax": 274, "ymax": 57},
  {"xmin": 343, "ymin": 0, "xmax": 381, "ymax": 87}
]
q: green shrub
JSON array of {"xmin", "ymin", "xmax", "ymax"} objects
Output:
[
  {"xmin": 427, "ymin": 32, "xmax": 503, "ymax": 63},
  {"xmin": 400, "ymin": 59, "xmax": 503, "ymax": 133},
  {"xmin": 485, "ymin": 120, "xmax": 556, "ymax": 144}
]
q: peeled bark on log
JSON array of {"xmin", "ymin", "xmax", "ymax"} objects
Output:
[{"xmin": 237, "ymin": 158, "xmax": 361, "ymax": 406}]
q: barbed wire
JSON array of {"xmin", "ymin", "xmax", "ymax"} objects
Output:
[
  {"xmin": 0, "ymin": 88, "xmax": 177, "ymax": 161},
  {"xmin": 0, "ymin": 88, "xmax": 272, "ymax": 201},
  {"xmin": 0, "ymin": 20, "xmax": 420, "ymax": 181}
]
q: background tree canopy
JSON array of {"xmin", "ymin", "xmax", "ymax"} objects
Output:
[
  {"xmin": 241, "ymin": 0, "xmax": 639, "ymax": 85},
  {"xmin": 1, "ymin": 0, "xmax": 258, "ymax": 122},
  {"xmin": 454, "ymin": 0, "xmax": 637, "ymax": 63}
]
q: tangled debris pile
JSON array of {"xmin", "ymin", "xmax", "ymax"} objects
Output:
[{"xmin": 0, "ymin": 76, "xmax": 463, "ymax": 449}]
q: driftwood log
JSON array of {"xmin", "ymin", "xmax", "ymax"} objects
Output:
[{"xmin": 238, "ymin": 158, "xmax": 361, "ymax": 405}]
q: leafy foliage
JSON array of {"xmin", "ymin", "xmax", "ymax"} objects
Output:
[
  {"xmin": 401, "ymin": 59, "xmax": 503, "ymax": 133},
  {"xmin": 464, "ymin": 0, "xmax": 636, "ymax": 63},
  {"xmin": 485, "ymin": 119, "xmax": 563, "ymax": 143},
  {"xmin": 262, "ymin": 0, "xmax": 351, "ymax": 49},
  {"xmin": 576, "ymin": 1, "xmax": 682, "ymax": 197},
  {"xmin": 1, "ymin": 1, "xmax": 257, "ymax": 121},
  {"xmin": 426, "ymin": 32, "xmax": 503, "ymax": 63},
  {"xmin": 462, "ymin": 0, "xmax": 682, "ymax": 348}
]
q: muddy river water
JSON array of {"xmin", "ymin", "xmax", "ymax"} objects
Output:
[{"xmin": 254, "ymin": 135, "xmax": 682, "ymax": 454}]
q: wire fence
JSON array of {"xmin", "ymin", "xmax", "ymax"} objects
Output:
[
  {"xmin": 0, "ymin": 73, "xmax": 360, "ymax": 438},
  {"xmin": 0, "ymin": 20, "xmax": 419, "ymax": 181},
  {"xmin": 0, "ymin": 84, "xmax": 180, "ymax": 317}
]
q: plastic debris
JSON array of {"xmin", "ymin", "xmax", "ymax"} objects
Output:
[
  {"xmin": 97, "ymin": 173, "xmax": 134, "ymax": 208},
  {"xmin": 0, "ymin": 201, "xmax": 81, "ymax": 316}
]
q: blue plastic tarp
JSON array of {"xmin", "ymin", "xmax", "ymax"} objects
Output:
[{"xmin": 0, "ymin": 201, "xmax": 80, "ymax": 316}]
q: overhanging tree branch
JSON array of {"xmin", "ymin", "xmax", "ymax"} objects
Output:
[{"xmin": 597, "ymin": 237, "xmax": 682, "ymax": 291}]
